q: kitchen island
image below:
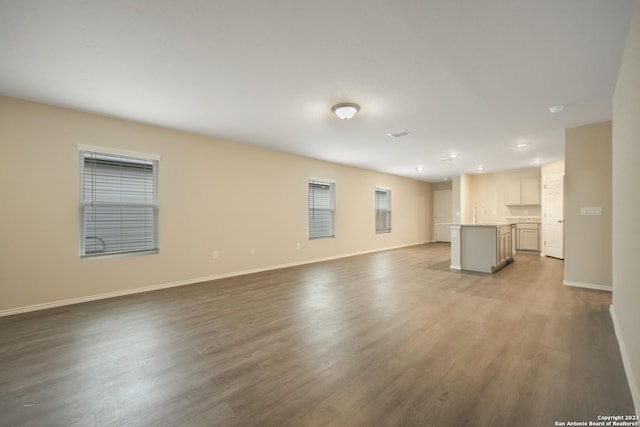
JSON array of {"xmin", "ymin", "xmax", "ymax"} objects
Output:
[{"xmin": 450, "ymin": 223, "xmax": 514, "ymax": 273}]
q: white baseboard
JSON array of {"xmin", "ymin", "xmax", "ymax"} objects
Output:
[
  {"xmin": 610, "ymin": 305, "xmax": 640, "ymax": 416},
  {"xmin": 0, "ymin": 241, "xmax": 429, "ymax": 317},
  {"xmin": 563, "ymin": 280, "xmax": 612, "ymax": 292}
]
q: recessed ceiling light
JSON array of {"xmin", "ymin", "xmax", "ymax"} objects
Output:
[
  {"xmin": 443, "ymin": 177, "xmax": 449, "ymax": 181},
  {"xmin": 533, "ymin": 159, "xmax": 541, "ymax": 165},
  {"xmin": 515, "ymin": 142, "xmax": 528, "ymax": 149},
  {"xmin": 549, "ymin": 105, "xmax": 565, "ymax": 113},
  {"xmin": 440, "ymin": 153, "xmax": 459, "ymax": 161},
  {"xmin": 331, "ymin": 102, "xmax": 360, "ymax": 120},
  {"xmin": 416, "ymin": 165, "xmax": 424, "ymax": 172},
  {"xmin": 477, "ymin": 166, "xmax": 485, "ymax": 172},
  {"xmin": 388, "ymin": 129, "xmax": 410, "ymax": 139}
]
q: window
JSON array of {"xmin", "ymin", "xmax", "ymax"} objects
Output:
[
  {"xmin": 308, "ymin": 179, "xmax": 335, "ymax": 239},
  {"xmin": 375, "ymin": 187, "xmax": 391, "ymax": 233},
  {"xmin": 80, "ymin": 149, "xmax": 159, "ymax": 257}
]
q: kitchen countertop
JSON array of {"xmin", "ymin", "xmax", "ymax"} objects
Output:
[
  {"xmin": 451, "ymin": 223, "xmax": 515, "ymax": 227},
  {"xmin": 505, "ymin": 217, "xmax": 541, "ymax": 224}
]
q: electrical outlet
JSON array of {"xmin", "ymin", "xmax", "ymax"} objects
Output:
[{"xmin": 213, "ymin": 251, "xmax": 219, "ymax": 259}]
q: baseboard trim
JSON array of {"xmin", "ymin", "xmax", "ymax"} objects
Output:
[
  {"xmin": 610, "ymin": 305, "xmax": 640, "ymax": 416},
  {"xmin": 0, "ymin": 241, "xmax": 429, "ymax": 317},
  {"xmin": 562, "ymin": 280, "xmax": 612, "ymax": 292}
]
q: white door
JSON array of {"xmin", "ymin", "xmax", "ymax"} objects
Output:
[
  {"xmin": 434, "ymin": 190, "xmax": 452, "ymax": 242},
  {"xmin": 543, "ymin": 174, "xmax": 564, "ymax": 259}
]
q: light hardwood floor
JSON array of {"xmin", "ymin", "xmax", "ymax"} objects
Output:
[{"xmin": 0, "ymin": 243, "xmax": 634, "ymax": 426}]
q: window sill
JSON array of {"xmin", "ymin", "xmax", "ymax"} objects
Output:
[{"xmin": 81, "ymin": 249, "xmax": 159, "ymax": 261}]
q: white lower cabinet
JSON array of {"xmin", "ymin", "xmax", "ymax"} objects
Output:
[
  {"xmin": 516, "ymin": 223, "xmax": 540, "ymax": 252},
  {"xmin": 497, "ymin": 225, "xmax": 513, "ymax": 265}
]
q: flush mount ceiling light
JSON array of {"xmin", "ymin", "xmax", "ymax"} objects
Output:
[
  {"xmin": 549, "ymin": 105, "xmax": 565, "ymax": 113},
  {"xmin": 331, "ymin": 102, "xmax": 360, "ymax": 120}
]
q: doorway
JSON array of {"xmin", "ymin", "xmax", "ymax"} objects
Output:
[
  {"xmin": 434, "ymin": 189, "xmax": 452, "ymax": 242},
  {"xmin": 543, "ymin": 174, "xmax": 564, "ymax": 259}
]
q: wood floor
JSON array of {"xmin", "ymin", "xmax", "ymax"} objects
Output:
[{"xmin": 0, "ymin": 244, "xmax": 634, "ymax": 427}]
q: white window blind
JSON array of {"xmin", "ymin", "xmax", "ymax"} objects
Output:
[
  {"xmin": 375, "ymin": 188, "xmax": 391, "ymax": 233},
  {"xmin": 308, "ymin": 180, "xmax": 335, "ymax": 239},
  {"xmin": 80, "ymin": 150, "xmax": 159, "ymax": 257}
]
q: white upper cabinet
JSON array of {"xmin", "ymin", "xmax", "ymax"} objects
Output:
[
  {"xmin": 505, "ymin": 181, "xmax": 522, "ymax": 205},
  {"xmin": 505, "ymin": 177, "xmax": 540, "ymax": 206},
  {"xmin": 521, "ymin": 178, "xmax": 540, "ymax": 205}
]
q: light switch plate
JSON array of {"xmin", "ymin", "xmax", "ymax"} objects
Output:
[{"xmin": 580, "ymin": 207, "xmax": 602, "ymax": 216}]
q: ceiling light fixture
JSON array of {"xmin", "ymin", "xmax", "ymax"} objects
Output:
[
  {"xmin": 416, "ymin": 165, "xmax": 424, "ymax": 172},
  {"xmin": 387, "ymin": 129, "xmax": 410, "ymax": 139},
  {"xmin": 440, "ymin": 153, "xmax": 459, "ymax": 161},
  {"xmin": 477, "ymin": 166, "xmax": 485, "ymax": 172},
  {"xmin": 515, "ymin": 142, "xmax": 528, "ymax": 149},
  {"xmin": 549, "ymin": 105, "xmax": 565, "ymax": 113},
  {"xmin": 331, "ymin": 102, "xmax": 360, "ymax": 120},
  {"xmin": 533, "ymin": 159, "xmax": 541, "ymax": 165}
]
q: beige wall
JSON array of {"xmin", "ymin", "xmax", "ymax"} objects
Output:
[
  {"xmin": 452, "ymin": 175, "xmax": 461, "ymax": 222},
  {"xmin": 460, "ymin": 173, "xmax": 472, "ymax": 223},
  {"xmin": 0, "ymin": 96, "xmax": 432, "ymax": 312},
  {"xmin": 541, "ymin": 159, "xmax": 565, "ymax": 176},
  {"xmin": 451, "ymin": 168, "xmax": 541, "ymax": 224},
  {"xmin": 467, "ymin": 167, "xmax": 541, "ymax": 222},
  {"xmin": 564, "ymin": 122, "xmax": 612, "ymax": 289},
  {"xmin": 431, "ymin": 182, "xmax": 452, "ymax": 191},
  {"xmin": 612, "ymin": 0, "xmax": 640, "ymax": 413}
]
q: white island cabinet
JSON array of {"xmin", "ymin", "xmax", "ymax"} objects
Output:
[{"xmin": 450, "ymin": 224, "xmax": 514, "ymax": 273}]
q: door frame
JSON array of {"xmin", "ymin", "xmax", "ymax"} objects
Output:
[
  {"xmin": 542, "ymin": 173, "xmax": 565, "ymax": 259},
  {"xmin": 433, "ymin": 189, "xmax": 453, "ymax": 242}
]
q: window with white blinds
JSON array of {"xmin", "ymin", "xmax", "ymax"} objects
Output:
[
  {"xmin": 80, "ymin": 150, "xmax": 159, "ymax": 257},
  {"xmin": 375, "ymin": 188, "xmax": 391, "ymax": 233},
  {"xmin": 308, "ymin": 180, "xmax": 335, "ymax": 239}
]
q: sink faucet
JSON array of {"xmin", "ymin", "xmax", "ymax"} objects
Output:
[{"xmin": 473, "ymin": 206, "xmax": 486, "ymax": 224}]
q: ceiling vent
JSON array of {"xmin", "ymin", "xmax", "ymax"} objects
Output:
[{"xmin": 387, "ymin": 129, "xmax": 410, "ymax": 139}]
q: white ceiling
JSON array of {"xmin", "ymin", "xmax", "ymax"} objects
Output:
[{"xmin": 0, "ymin": 0, "xmax": 634, "ymax": 182}]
